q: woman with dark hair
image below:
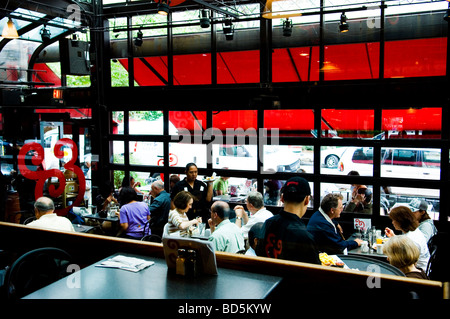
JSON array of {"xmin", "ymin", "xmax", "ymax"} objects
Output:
[
  {"xmin": 385, "ymin": 206, "xmax": 430, "ymax": 270},
  {"xmin": 118, "ymin": 186, "xmax": 150, "ymax": 239},
  {"xmin": 167, "ymin": 190, "xmax": 202, "ymax": 237}
]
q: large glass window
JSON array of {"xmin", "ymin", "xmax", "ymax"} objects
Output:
[
  {"xmin": 264, "ymin": 109, "xmax": 314, "ymax": 137},
  {"xmin": 321, "ymin": 109, "xmax": 375, "ymax": 138},
  {"xmin": 382, "ymin": 108, "xmax": 442, "ymax": 139}
]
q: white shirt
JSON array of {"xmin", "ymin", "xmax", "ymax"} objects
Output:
[
  {"xmin": 240, "ymin": 207, "xmax": 273, "ymax": 239},
  {"xmin": 406, "ymin": 228, "xmax": 430, "ymax": 271},
  {"xmin": 27, "ymin": 213, "xmax": 75, "ymax": 232}
]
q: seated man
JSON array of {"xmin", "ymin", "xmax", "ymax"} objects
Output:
[
  {"xmin": 147, "ymin": 180, "xmax": 171, "ymax": 237},
  {"xmin": 27, "ymin": 197, "xmax": 75, "ymax": 232},
  {"xmin": 256, "ymin": 177, "xmax": 320, "ymax": 264},
  {"xmin": 307, "ymin": 193, "xmax": 362, "ymax": 254},
  {"xmin": 234, "ymin": 191, "xmax": 273, "ymax": 240},
  {"xmin": 208, "ymin": 201, "xmax": 245, "ymax": 254}
]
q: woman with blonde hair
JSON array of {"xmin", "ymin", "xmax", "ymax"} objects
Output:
[
  {"xmin": 383, "ymin": 235, "xmax": 429, "ymax": 279},
  {"xmin": 385, "ymin": 205, "xmax": 430, "ymax": 271}
]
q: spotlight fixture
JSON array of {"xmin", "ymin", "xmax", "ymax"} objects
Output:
[
  {"xmin": 223, "ymin": 17, "xmax": 234, "ymax": 41},
  {"xmin": 1, "ymin": 17, "xmax": 19, "ymax": 39},
  {"xmin": 134, "ymin": 29, "xmax": 143, "ymax": 47},
  {"xmin": 40, "ymin": 25, "xmax": 51, "ymax": 43},
  {"xmin": 282, "ymin": 18, "xmax": 293, "ymax": 37},
  {"xmin": 444, "ymin": 9, "xmax": 450, "ymax": 22},
  {"xmin": 158, "ymin": 0, "xmax": 171, "ymax": 16},
  {"xmin": 339, "ymin": 12, "xmax": 349, "ymax": 33},
  {"xmin": 199, "ymin": 9, "xmax": 210, "ymax": 28}
]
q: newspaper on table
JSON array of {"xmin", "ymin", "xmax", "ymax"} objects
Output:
[{"xmin": 96, "ymin": 255, "xmax": 154, "ymax": 272}]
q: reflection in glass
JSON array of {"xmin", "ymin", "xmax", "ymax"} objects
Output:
[
  {"xmin": 321, "ymin": 182, "xmax": 373, "ymax": 215},
  {"xmin": 337, "ymin": 147, "xmax": 374, "ymax": 176},
  {"xmin": 128, "ymin": 111, "xmax": 163, "ymax": 135},
  {"xmin": 112, "ymin": 141, "xmax": 124, "ymax": 164},
  {"xmin": 213, "ymin": 144, "xmax": 257, "ymax": 171},
  {"xmin": 321, "ymin": 109, "xmax": 375, "ymax": 139},
  {"xmin": 112, "ymin": 111, "xmax": 124, "ymax": 134},
  {"xmin": 263, "ymin": 145, "xmax": 312, "ymax": 173},
  {"xmin": 381, "ymin": 187, "xmax": 439, "ymax": 221},
  {"xmin": 169, "ymin": 142, "xmax": 206, "ymax": 168},
  {"xmin": 129, "ymin": 142, "xmax": 163, "ymax": 166},
  {"xmin": 380, "ymin": 147, "xmax": 440, "ymax": 180}
]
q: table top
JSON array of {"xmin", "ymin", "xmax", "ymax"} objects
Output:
[
  {"xmin": 23, "ymin": 252, "xmax": 282, "ymax": 299},
  {"xmin": 83, "ymin": 213, "xmax": 119, "ymax": 223},
  {"xmin": 338, "ymin": 254, "xmax": 405, "ymax": 277},
  {"xmin": 73, "ymin": 224, "xmax": 95, "ymax": 233}
]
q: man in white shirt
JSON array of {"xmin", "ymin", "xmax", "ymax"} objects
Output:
[
  {"xmin": 27, "ymin": 197, "xmax": 75, "ymax": 232},
  {"xmin": 234, "ymin": 191, "xmax": 273, "ymax": 240}
]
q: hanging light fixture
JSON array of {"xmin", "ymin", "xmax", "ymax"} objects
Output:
[
  {"xmin": 158, "ymin": 0, "xmax": 171, "ymax": 16},
  {"xmin": 40, "ymin": 25, "xmax": 51, "ymax": 42},
  {"xmin": 1, "ymin": 17, "xmax": 19, "ymax": 39},
  {"xmin": 282, "ymin": 18, "xmax": 293, "ymax": 37},
  {"xmin": 339, "ymin": 12, "xmax": 349, "ymax": 33},
  {"xmin": 134, "ymin": 29, "xmax": 143, "ymax": 46},
  {"xmin": 262, "ymin": 0, "xmax": 302, "ymax": 19},
  {"xmin": 199, "ymin": 9, "xmax": 210, "ymax": 28},
  {"xmin": 223, "ymin": 17, "xmax": 234, "ymax": 41}
]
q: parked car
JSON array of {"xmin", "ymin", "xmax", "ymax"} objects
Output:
[
  {"xmin": 321, "ymin": 147, "xmax": 346, "ymax": 168},
  {"xmin": 337, "ymin": 147, "xmax": 441, "ymax": 180}
]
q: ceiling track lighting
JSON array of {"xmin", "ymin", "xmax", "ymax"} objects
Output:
[
  {"xmin": 223, "ymin": 17, "xmax": 234, "ymax": 41},
  {"xmin": 1, "ymin": 17, "xmax": 19, "ymax": 39},
  {"xmin": 339, "ymin": 12, "xmax": 349, "ymax": 33},
  {"xmin": 282, "ymin": 18, "xmax": 293, "ymax": 37},
  {"xmin": 199, "ymin": 9, "xmax": 210, "ymax": 28},
  {"xmin": 158, "ymin": 0, "xmax": 171, "ymax": 16},
  {"xmin": 40, "ymin": 24, "xmax": 51, "ymax": 43},
  {"xmin": 134, "ymin": 29, "xmax": 143, "ymax": 46}
]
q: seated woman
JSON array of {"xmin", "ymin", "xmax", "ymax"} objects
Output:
[
  {"xmin": 385, "ymin": 206, "xmax": 430, "ymax": 271},
  {"xmin": 383, "ymin": 235, "xmax": 429, "ymax": 279},
  {"xmin": 118, "ymin": 186, "xmax": 150, "ymax": 239},
  {"xmin": 167, "ymin": 191, "xmax": 202, "ymax": 237}
]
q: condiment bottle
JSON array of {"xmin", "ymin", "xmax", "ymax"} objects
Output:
[{"xmin": 176, "ymin": 249, "xmax": 186, "ymax": 276}]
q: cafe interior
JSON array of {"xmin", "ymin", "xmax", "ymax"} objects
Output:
[{"xmin": 0, "ymin": 0, "xmax": 449, "ymax": 304}]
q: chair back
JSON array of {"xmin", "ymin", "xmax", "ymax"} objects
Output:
[
  {"xmin": 4, "ymin": 247, "xmax": 72, "ymax": 300},
  {"xmin": 141, "ymin": 234, "xmax": 162, "ymax": 243},
  {"xmin": 426, "ymin": 232, "xmax": 450, "ymax": 282}
]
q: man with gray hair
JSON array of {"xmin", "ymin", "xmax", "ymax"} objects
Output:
[
  {"xmin": 307, "ymin": 193, "xmax": 362, "ymax": 254},
  {"xmin": 147, "ymin": 180, "xmax": 171, "ymax": 237},
  {"xmin": 234, "ymin": 191, "xmax": 273, "ymax": 240},
  {"xmin": 27, "ymin": 197, "xmax": 75, "ymax": 232}
]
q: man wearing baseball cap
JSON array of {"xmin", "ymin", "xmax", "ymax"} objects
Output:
[{"xmin": 256, "ymin": 176, "xmax": 320, "ymax": 264}]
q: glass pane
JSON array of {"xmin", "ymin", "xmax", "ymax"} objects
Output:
[
  {"xmin": 212, "ymin": 176, "xmax": 257, "ymax": 198},
  {"xmin": 173, "ymin": 53, "xmax": 211, "ymax": 85},
  {"xmin": 384, "ymin": 38, "xmax": 447, "ymax": 78},
  {"xmin": 263, "ymin": 145, "xmax": 312, "ymax": 173},
  {"xmin": 321, "ymin": 182, "xmax": 373, "ymax": 215},
  {"xmin": 169, "ymin": 111, "xmax": 207, "ymax": 136},
  {"xmin": 213, "ymin": 144, "xmax": 257, "ymax": 171},
  {"xmin": 133, "ymin": 57, "xmax": 168, "ymax": 86},
  {"xmin": 130, "ymin": 141, "xmax": 163, "ymax": 166},
  {"xmin": 272, "ymin": 47, "xmax": 320, "ymax": 82},
  {"xmin": 321, "ymin": 109, "xmax": 375, "ymax": 138},
  {"xmin": 264, "ymin": 179, "xmax": 313, "ymax": 208},
  {"xmin": 381, "ymin": 187, "xmax": 440, "ymax": 221},
  {"xmin": 217, "ymin": 51, "xmax": 260, "ymax": 84},
  {"xmin": 130, "ymin": 170, "xmax": 153, "ymax": 196},
  {"xmin": 112, "ymin": 141, "xmax": 124, "ymax": 164},
  {"xmin": 320, "ymin": 146, "xmax": 347, "ymax": 173},
  {"xmin": 129, "ymin": 111, "xmax": 164, "ymax": 135},
  {"xmin": 112, "ymin": 111, "xmax": 124, "ymax": 134},
  {"xmin": 113, "ymin": 170, "xmax": 125, "ymax": 190},
  {"xmin": 264, "ymin": 109, "xmax": 314, "ymax": 137},
  {"xmin": 169, "ymin": 142, "xmax": 206, "ymax": 168},
  {"xmin": 380, "ymin": 147, "xmax": 440, "ymax": 180},
  {"xmin": 337, "ymin": 147, "xmax": 373, "ymax": 177},
  {"xmin": 213, "ymin": 110, "xmax": 258, "ymax": 134},
  {"xmin": 111, "ymin": 59, "xmax": 129, "ymax": 87},
  {"xmin": 323, "ymin": 43, "xmax": 380, "ymax": 80},
  {"xmin": 382, "ymin": 108, "xmax": 442, "ymax": 139}
]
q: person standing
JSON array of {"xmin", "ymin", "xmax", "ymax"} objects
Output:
[
  {"xmin": 170, "ymin": 163, "xmax": 213, "ymax": 222},
  {"xmin": 256, "ymin": 177, "xmax": 320, "ymax": 264}
]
